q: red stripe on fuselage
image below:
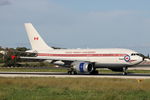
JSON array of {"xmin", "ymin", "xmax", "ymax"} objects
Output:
[{"xmin": 37, "ymin": 53, "xmax": 127, "ymax": 57}]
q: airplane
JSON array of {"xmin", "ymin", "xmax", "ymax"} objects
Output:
[{"xmin": 21, "ymin": 23, "xmax": 147, "ymax": 75}]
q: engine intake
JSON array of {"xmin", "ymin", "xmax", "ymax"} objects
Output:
[{"xmin": 72, "ymin": 62, "xmax": 94, "ymax": 73}]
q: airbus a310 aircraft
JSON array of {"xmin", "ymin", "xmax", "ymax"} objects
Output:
[{"xmin": 22, "ymin": 23, "xmax": 146, "ymax": 75}]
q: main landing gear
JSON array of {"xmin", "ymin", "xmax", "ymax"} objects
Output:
[
  {"xmin": 67, "ymin": 67, "xmax": 77, "ymax": 75},
  {"xmin": 67, "ymin": 67, "xmax": 99, "ymax": 75},
  {"xmin": 123, "ymin": 67, "xmax": 128, "ymax": 75}
]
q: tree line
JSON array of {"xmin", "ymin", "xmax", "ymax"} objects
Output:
[
  {"xmin": 0, "ymin": 47, "xmax": 36, "ymax": 67},
  {"xmin": 0, "ymin": 46, "xmax": 63, "ymax": 67}
]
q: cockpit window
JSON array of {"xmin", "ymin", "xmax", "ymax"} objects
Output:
[
  {"xmin": 131, "ymin": 53, "xmax": 143, "ymax": 56},
  {"xmin": 131, "ymin": 53, "xmax": 134, "ymax": 56},
  {"xmin": 131, "ymin": 53, "xmax": 136, "ymax": 56}
]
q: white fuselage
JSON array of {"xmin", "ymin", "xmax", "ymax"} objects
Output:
[
  {"xmin": 24, "ymin": 23, "xmax": 144, "ymax": 69},
  {"xmin": 36, "ymin": 48, "xmax": 143, "ymax": 68}
]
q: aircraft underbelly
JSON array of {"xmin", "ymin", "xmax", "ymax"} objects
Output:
[{"xmin": 95, "ymin": 63, "xmax": 128, "ymax": 68}]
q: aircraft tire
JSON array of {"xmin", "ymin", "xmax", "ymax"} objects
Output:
[
  {"xmin": 68, "ymin": 71, "xmax": 72, "ymax": 75},
  {"xmin": 123, "ymin": 72, "xmax": 127, "ymax": 75}
]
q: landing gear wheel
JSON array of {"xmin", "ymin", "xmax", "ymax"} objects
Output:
[
  {"xmin": 123, "ymin": 67, "xmax": 128, "ymax": 75},
  {"xmin": 67, "ymin": 70, "xmax": 77, "ymax": 75},
  {"xmin": 123, "ymin": 72, "xmax": 127, "ymax": 75},
  {"xmin": 73, "ymin": 71, "xmax": 77, "ymax": 75},
  {"xmin": 68, "ymin": 71, "xmax": 72, "ymax": 75}
]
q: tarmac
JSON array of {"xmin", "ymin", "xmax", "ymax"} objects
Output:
[{"xmin": 0, "ymin": 72, "xmax": 150, "ymax": 79}]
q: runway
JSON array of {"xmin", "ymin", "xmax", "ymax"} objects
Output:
[{"xmin": 0, "ymin": 72, "xmax": 150, "ymax": 79}]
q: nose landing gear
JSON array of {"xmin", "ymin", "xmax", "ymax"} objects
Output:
[{"xmin": 123, "ymin": 67, "xmax": 128, "ymax": 75}]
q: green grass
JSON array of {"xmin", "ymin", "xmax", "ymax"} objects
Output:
[
  {"xmin": 128, "ymin": 70, "xmax": 150, "ymax": 73},
  {"xmin": 0, "ymin": 77, "xmax": 150, "ymax": 100},
  {"xmin": 0, "ymin": 62, "xmax": 55, "ymax": 67},
  {"xmin": 0, "ymin": 67, "xmax": 67, "ymax": 72},
  {"xmin": 0, "ymin": 63, "xmax": 3, "ymax": 67}
]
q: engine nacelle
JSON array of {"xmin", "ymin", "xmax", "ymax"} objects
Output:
[{"xmin": 72, "ymin": 62, "xmax": 94, "ymax": 73}]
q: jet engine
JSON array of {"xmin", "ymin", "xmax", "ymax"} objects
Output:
[{"xmin": 72, "ymin": 62, "xmax": 94, "ymax": 73}]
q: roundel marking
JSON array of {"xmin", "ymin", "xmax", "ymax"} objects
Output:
[{"xmin": 124, "ymin": 55, "xmax": 130, "ymax": 62}]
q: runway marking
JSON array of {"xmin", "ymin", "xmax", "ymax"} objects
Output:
[{"xmin": 0, "ymin": 72, "xmax": 150, "ymax": 79}]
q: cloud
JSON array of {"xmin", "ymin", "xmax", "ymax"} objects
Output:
[{"xmin": 0, "ymin": 0, "xmax": 11, "ymax": 6}]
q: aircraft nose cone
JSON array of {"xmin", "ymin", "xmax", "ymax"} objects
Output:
[{"xmin": 139, "ymin": 56, "xmax": 144, "ymax": 63}]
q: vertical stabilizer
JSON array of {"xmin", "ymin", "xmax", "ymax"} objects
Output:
[{"xmin": 24, "ymin": 23, "xmax": 53, "ymax": 51}]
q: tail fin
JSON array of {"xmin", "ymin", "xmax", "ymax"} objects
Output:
[{"xmin": 24, "ymin": 23, "xmax": 53, "ymax": 51}]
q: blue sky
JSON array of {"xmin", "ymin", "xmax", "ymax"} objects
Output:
[{"xmin": 0, "ymin": 0, "xmax": 150, "ymax": 54}]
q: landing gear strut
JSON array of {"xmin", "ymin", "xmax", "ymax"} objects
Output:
[{"xmin": 123, "ymin": 67, "xmax": 128, "ymax": 75}]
